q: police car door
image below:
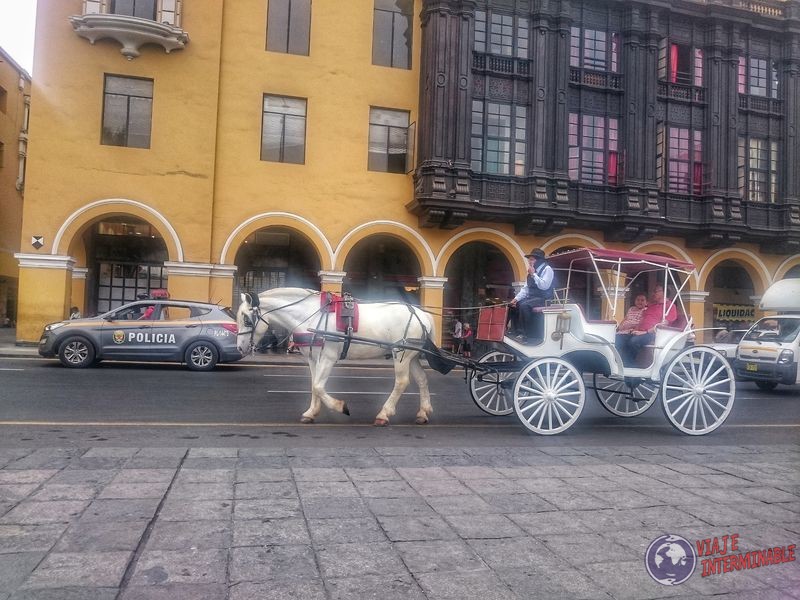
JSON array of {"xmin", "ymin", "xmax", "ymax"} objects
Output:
[
  {"xmin": 148, "ymin": 304, "xmax": 196, "ymax": 360},
  {"xmin": 100, "ymin": 303, "xmax": 154, "ymax": 359}
]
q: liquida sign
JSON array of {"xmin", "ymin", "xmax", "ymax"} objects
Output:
[{"xmin": 645, "ymin": 532, "xmax": 796, "ymax": 586}]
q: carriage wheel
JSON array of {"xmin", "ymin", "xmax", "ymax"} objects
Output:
[
  {"xmin": 660, "ymin": 346, "xmax": 735, "ymax": 436},
  {"xmin": 594, "ymin": 374, "xmax": 658, "ymax": 417},
  {"xmin": 513, "ymin": 358, "xmax": 585, "ymax": 435},
  {"xmin": 468, "ymin": 351, "xmax": 516, "ymax": 416}
]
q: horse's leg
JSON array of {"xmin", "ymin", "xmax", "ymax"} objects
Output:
[
  {"xmin": 374, "ymin": 357, "xmax": 412, "ymax": 427},
  {"xmin": 410, "ymin": 357, "xmax": 432, "ymax": 425},
  {"xmin": 300, "ymin": 352, "xmax": 322, "ymax": 424},
  {"xmin": 309, "ymin": 347, "xmax": 350, "ymax": 417}
]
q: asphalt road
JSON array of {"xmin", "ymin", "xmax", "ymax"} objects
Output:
[{"xmin": 0, "ymin": 356, "xmax": 797, "ymax": 447}]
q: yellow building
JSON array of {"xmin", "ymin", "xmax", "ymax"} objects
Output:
[
  {"xmin": 15, "ymin": 0, "xmax": 800, "ymax": 345},
  {"xmin": 0, "ymin": 47, "xmax": 30, "ymax": 327}
]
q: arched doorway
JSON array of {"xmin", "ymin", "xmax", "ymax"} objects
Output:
[
  {"xmin": 233, "ymin": 227, "xmax": 322, "ymax": 301},
  {"xmin": 706, "ymin": 260, "xmax": 757, "ymax": 334},
  {"xmin": 786, "ymin": 265, "xmax": 800, "ymax": 278},
  {"xmin": 443, "ymin": 241, "xmax": 514, "ymax": 354},
  {"xmin": 342, "ymin": 235, "xmax": 421, "ymax": 303},
  {"xmin": 84, "ymin": 217, "xmax": 169, "ymax": 315}
]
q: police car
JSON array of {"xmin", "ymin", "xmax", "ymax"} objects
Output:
[{"xmin": 39, "ymin": 299, "xmax": 243, "ymax": 371}]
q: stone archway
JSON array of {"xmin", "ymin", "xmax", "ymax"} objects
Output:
[
  {"xmin": 705, "ymin": 260, "xmax": 758, "ymax": 334},
  {"xmin": 70, "ymin": 215, "xmax": 169, "ymax": 316},
  {"xmin": 232, "ymin": 226, "xmax": 322, "ymax": 301},
  {"xmin": 342, "ymin": 234, "xmax": 422, "ymax": 303}
]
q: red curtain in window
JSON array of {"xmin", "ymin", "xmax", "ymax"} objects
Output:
[
  {"xmin": 693, "ymin": 162, "xmax": 703, "ymax": 195},
  {"xmin": 670, "ymin": 43, "xmax": 679, "ymax": 83},
  {"xmin": 608, "ymin": 151, "xmax": 618, "ymax": 185}
]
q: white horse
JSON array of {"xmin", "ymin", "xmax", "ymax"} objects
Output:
[{"xmin": 236, "ymin": 288, "xmax": 437, "ymax": 426}]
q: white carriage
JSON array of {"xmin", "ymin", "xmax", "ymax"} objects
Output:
[{"xmin": 468, "ymin": 248, "xmax": 735, "ymax": 436}]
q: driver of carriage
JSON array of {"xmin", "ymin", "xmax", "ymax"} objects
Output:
[
  {"xmin": 617, "ymin": 284, "xmax": 677, "ymax": 365},
  {"xmin": 509, "ymin": 248, "xmax": 555, "ymax": 343}
]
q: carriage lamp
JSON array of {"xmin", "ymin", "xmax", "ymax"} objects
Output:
[{"xmin": 777, "ymin": 349, "xmax": 794, "ymax": 365}]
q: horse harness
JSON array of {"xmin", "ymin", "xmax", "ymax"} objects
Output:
[{"xmin": 241, "ymin": 291, "xmax": 433, "ymax": 361}]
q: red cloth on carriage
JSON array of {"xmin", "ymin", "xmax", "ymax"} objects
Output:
[{"xmin": 320, "ymin": 292, "xmax": 360, "ymax": 333}]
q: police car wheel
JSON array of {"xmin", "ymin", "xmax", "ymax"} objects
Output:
[
  {"xmin": 185, "ymin": 341, "xmax": 218, "ymax": 371},
  {"xmin": 58, "ymin": 336, "xmax": 95, "ymax": 369}
]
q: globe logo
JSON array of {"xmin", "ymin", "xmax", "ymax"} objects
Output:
[{"xmin": 645, "ymin": 534, "xmax": 696, "ymax": 585}]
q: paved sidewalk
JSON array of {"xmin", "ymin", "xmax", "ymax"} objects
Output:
[{"xmin": 0, "ymin": 444, "xmax": 798, "ymax": 599}]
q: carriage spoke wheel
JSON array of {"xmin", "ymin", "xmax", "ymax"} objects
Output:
[
  {"xmin": 469, "ymin": 351, "xmax": 516, "ymax": 416},
  {"xmin": 513, "ymin": 358, "xmax": 585, "ymax": 435},
  {"xmin": 594, "ymin": 374, "xmax": 658, "ymax": 417},
  {"xmin": 660, "ymin": 346, "xmax": 735, "ymax": 436}
]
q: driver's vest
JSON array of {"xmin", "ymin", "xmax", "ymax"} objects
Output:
[{"xmin": 526, "ymin": 261, "xmax": 555, "ymax": 301}]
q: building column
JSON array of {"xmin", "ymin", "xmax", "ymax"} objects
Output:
[
  {"xmin": 71, "ymin": 267, "xmax": 89, "ymax": 316},
  {"xmin": 318, "ymin": 271, "xmax": 346, "ymax": 294},
  {"xmin": 418, "ymin": 276, "xmax": 448, "ymax": 345},
  {"xmin": 684, "ymin": 290, "xmax": 710, "ymax": 342},
  {"xmin": 210, "ymin": 264, "xmax": 238, "ymax": 307},
  {"xmin": 14, "ymin": 253, "xmax": 75, "ymax": 342},
  {"xmin": 781, "ymin": 22, "xmax": 800, "ymax": 228},
  {"xmin": 163, "ymin": 261, "xmax": 216, "ymax": 302}
]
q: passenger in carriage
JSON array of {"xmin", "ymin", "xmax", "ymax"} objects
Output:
[
  {"xmin": 614, "ymin": 292, "xmax": 648, "ymax": 350},
  {"xmin": 618, "ymin": 285, "xmax": 677, "ymax": 365},
  {"xmin": 509, "ymin": 248, "xmax": 555, "ymax": 343}
]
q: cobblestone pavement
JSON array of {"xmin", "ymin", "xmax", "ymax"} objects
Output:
[{"xmin": 0, "ymin": 444, "xmax": 798, "ymax": 599}]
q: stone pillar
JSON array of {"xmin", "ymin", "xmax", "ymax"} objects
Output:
[
  {"xmin": 318, "ymin": 271, "xmax": 346, "ymax": 294},
  {"xmin": 684, "ymin": 290, "xmax": 710, "ymax": 342},
  {"xmin": 418, "ymin": 276, "xmax": 448, "ymax": 345},
  {"xmin": 163, "ymin": 262, "xmax": 216, "ymax": 303},
  {"xmin": 210, "ymin": 264, "xmax": 238, "ymax": 307},
  {"xmin": 781, "ymin": 27, "xmax": 800, "ymax": 226},
  {"xmin": 70, "ymin": 267, "xmax": 89, "ymax": 316},
  {"xmin": 14, "ymin": 253, "xmax": 75, "ymax": 343},
  {"xmin": 415, "ymin": 0, "xmax": 475, "ymax": 206}
]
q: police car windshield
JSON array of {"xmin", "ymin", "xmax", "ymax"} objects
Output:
[{"xmin": 743, "ymin": 318, "xmax": 800, "ymax": 343}]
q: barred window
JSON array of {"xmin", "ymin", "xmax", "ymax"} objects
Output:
[
  {"xmin": 738, "ymin": 137, "xmax": 778, "ymax": 202},
  {"xmin": 261, "ymin": 94, "xmax": 307, "ymax": 164},
  {"xmin": 568, "ymin": 113, "xmax": 619, "ymax": 185},
  {"xmin": 471, "ymin": 100, "xmax": 526, "ymax": 175}
]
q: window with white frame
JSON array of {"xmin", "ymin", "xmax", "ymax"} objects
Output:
[
  {"xmin": 570, "ymin": 27, "xmax": 619, "ymax": 72},
  {"xmin": 372, "ymin": 0, "xmax": 413, "ymax": 69},
  {"xmin": 101, "ymin": 75, "xmax": 153, "ymax": 149},
  {"xmin": 738, "ymin": 137, "xmax": 778, "ymax": 202},
  {"xmin": 110, "ymin": 0, "xmax": 157, "ymax": 20},
  {"xmin": 368, "ymin": 107, "xmax": 410, "ymax": 173},
  {"xmin": 738, "ymin": 56, "xmax": 779, "ymax": 98},
  {"xmin": 261, "ymin": 94, "xmax": 307, "ymax": 164},
  {"xmin": 474, "ymin": 10, "xmax": 529, "ymax": 58},
  {"xmin": 656, "ymin": 125, "xmax": 704, "ymax": 194},
  {"xmin": 568, "ymin": 114, "xmax": 619, "ymax": 185},
  {"xmin": 266, "ymin": 0, "xmax": 312, "ymax": 56},
  {"xmin": 470, "ymin": 100, "xmax": 526, "ymax": 175}
]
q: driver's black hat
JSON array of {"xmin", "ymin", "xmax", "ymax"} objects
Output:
[
  {"xmin": 136, "ymin": 292, "xmax": 150, "ymax": 300},
  {"xmin": 524, "ymin": 248, "xmax": 546, "ymax": 259}
]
